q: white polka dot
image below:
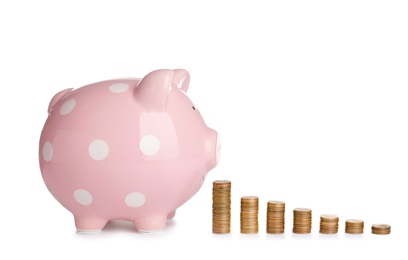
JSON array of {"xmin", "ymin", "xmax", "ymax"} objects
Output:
[
  {"xmin": 60, "ymin": 99, "xmax": 76, "ymax": 115},
  {"xmin": 74, "ymin": 189, "xmax": 93, "ymax": 205},
  {"xmin": 109, "ymin": 83, "xmax": 129, "ymax": 93},
  {"xmin": 125, "ymin": 192, "xmax": 146, "ymax": 208},
  {"xmin": 43, "ymin": 141, "xmax": 53, "ymax": 161},
  {"xmin": 88, "ymin": 140, "xmax": 109, "ymax": 160},
  {"xmin": 139, "ymin": 135, "xmax": 160, "ymax": 156}
]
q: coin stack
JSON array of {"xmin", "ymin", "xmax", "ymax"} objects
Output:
[
  {"xmin": 293, "ymin": 208, "xmax": 312, "ymax": 234},
  {"xmin": 212, "ymin": 180, "xmax": 231, "ymax": 234},
  {"xmin": 345, "ymin": 219, "xmax": 364, "ymax": 234},
  {"xmin": 240, "ymin": 196, "xmax": 259, "ymax": 234},
  {"xmin": 319, "ymin": 214, "xmax": 339, "ymax": 234},
  {"xmin": 266, "ymin": 200, "xmax": 285, "ymax": 234},
  {"xmin": 372, "ymin": 224, "xmax": 391, "ymax": 235}
]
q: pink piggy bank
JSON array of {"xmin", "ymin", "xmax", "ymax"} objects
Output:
[{"xmin": 39, "ymin": 69, "xmax": 220, "ymax": 234}]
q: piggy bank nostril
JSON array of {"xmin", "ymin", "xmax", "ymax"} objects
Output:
[{"xmin": 216, "ymin": 134, "xmax": 221, "ymax": 165}]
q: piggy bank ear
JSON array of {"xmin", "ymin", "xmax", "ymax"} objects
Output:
[
  {"xmin": 48, "ymin": 88, "xmax": 73, "ymax": 114},
  {"xmin": 135, "ymin": 69, "xmax": 172, "ymax": 111},
  {"xmin": 171, "ymin": 69, "xmax": 190, "ymax": 92}
]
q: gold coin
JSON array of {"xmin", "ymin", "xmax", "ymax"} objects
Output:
[
  {"xmin": 293, "ymin": 207, "xmax": 312, "ymax": 234},
  {"xmin": 346, "ymin": 219, "xmax": 363, "ymax": 224},
  {"xmin": 267, "ymin": 204, "xmax": 285, "ymax": 234},
  {"xmin": 294, "ymin": 208, "xmax": 312, "ymax": 212},
  {"xmin": 320, "ymin": 214, "xmax": 339, "ymax": 220},
  {"xmin": 372, "ymin": 224, "xmax": 391, "ymax": 235},
  {"xmin": 240, "ymin": 196, "xmax": 259, "ymax": 234},
  {"xmin": 319, "ymin": 214, "xmax": 339, "ymax": 234},
  {"xmin": 213, "ymin": 180, "xmax": 231, "ymax": 184},
  {"xmin": 345, "ymin": 219, "xmax": 364, "ymax": 234},
  {"xmin": 268, "ymin": 200, "xmax": 285, "ymax": 207},
  {"xmin": 212, "ymin": 180, "xmax": 231, "ymax": 234}
]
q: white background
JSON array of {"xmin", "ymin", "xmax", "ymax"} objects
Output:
[{"xmin": 1, "ymin": 0, "xmax": 407, "ymax": 259}]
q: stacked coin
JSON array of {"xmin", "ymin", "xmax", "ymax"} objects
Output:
[
  {"xmin": 319, "ymin": 214, "xmax": 339, "ymax": 234},
  {"xmin": 240, "ymin": 196, "xmax": 259, "ymax": 234},
  {"xmin": 266, "ymin": 200, "xmax": 285, "ymax": 234},
  {"xmin": 372, "ymin": 224, "xmax": 391, "ymax": 235},
  {"xmin": 212, "ymin": 180, "xmax": 231, "ymax": 234},
  {"xmin": 293, "ymin": 208, "xmax": 312, "ymax": 234},
  {"xmin": 345, "ymin": 219, "xmax": 364, "ymax": 234}
]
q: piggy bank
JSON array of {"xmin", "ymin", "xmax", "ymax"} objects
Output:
[{"xmin": 39, "ymin": 69, "xmax": 220, "ymax": 234}]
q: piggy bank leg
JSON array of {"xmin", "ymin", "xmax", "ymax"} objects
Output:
[
  {"xmin": 134, "ymin": 215, "xmax": 167, "ymax": 234},
  {"xmin": 167, "ymin": 210, "xmax": 176, "ymax": 221},
  {"xmin": 74, "ymin": 216, "xmax": 108, "ymax": 234}
]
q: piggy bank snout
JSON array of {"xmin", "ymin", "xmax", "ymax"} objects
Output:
[{"xmin": 205, "ymin": 128, "xmax": 221, "ymax": 171}]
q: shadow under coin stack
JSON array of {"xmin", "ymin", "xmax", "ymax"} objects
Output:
[
  {"xmin": 266, "ymin": 200, "xmax": 285, "ymax": 234},
  {"xmin": 293, "ymin": 208, "xmax": 312, "ymax": 234},
  {"xmin": 212, "ymin": 180, "xmax": 231, "ymax": 234},
  {"xmin": 345, "ymin": 219, "xmax": 364, "ymax": 234},
  {"xmin": 240, "ymin": 196, "xmax": 259, "ymax": 234},
  {"xmin": 319, "ymin": 214, "xmax": 339, "ymax": 234}
]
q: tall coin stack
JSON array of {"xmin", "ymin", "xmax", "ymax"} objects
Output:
[
  {"xmin": 345, "ymin": 219, "xmax": 364, "ymax": 234},
  {"xmin": 212, "ymin": 180, "xmax": 231, "ymax": 234},
  {"xmin": 266, "ymin": 200, "xmax": 285, "ymax": 234},
  {"xmin": 240, "ymin": 196, "xmax": 259, "ymax": 234},
  {"xmin": 319, "ymin": 214, "xmax": 339, "ymax": 234},
  {"xmin": 372, "ymin": 224, "xmax": 391, "ymax": 235},
  {"xmin": 293, "ymin": 208, "xmax": 312, "ymax": 234}
]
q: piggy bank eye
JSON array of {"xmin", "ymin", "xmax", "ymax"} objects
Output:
[{"xmin": 192, "ymin": 106, "xmax": 196, "ymax": 110}]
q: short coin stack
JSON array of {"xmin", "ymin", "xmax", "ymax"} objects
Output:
[
  {"xmin": 345, "ymin": 219, "xmax": 364, "ymax": 234},
  {"xmin": 372, "ymin": 224, "xmax": 391, "ymax": 235},
  {"xmin": 293, "ymin": 208, "xmax": 312, "ymax": 234},
  {"xmin": 266, "ymin": 200, "xmax": 285, "ymax": 234},
  {"xmin": 240, "ymin": 196, "xmax": 259, "ymax": 234},
  {"xmin": 212, "ymin": 180, "xmax": 231, "ymax": 234},
  {"xmin": 319, "ymin": 214, "xmax": 339, "ymax": 234}
]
